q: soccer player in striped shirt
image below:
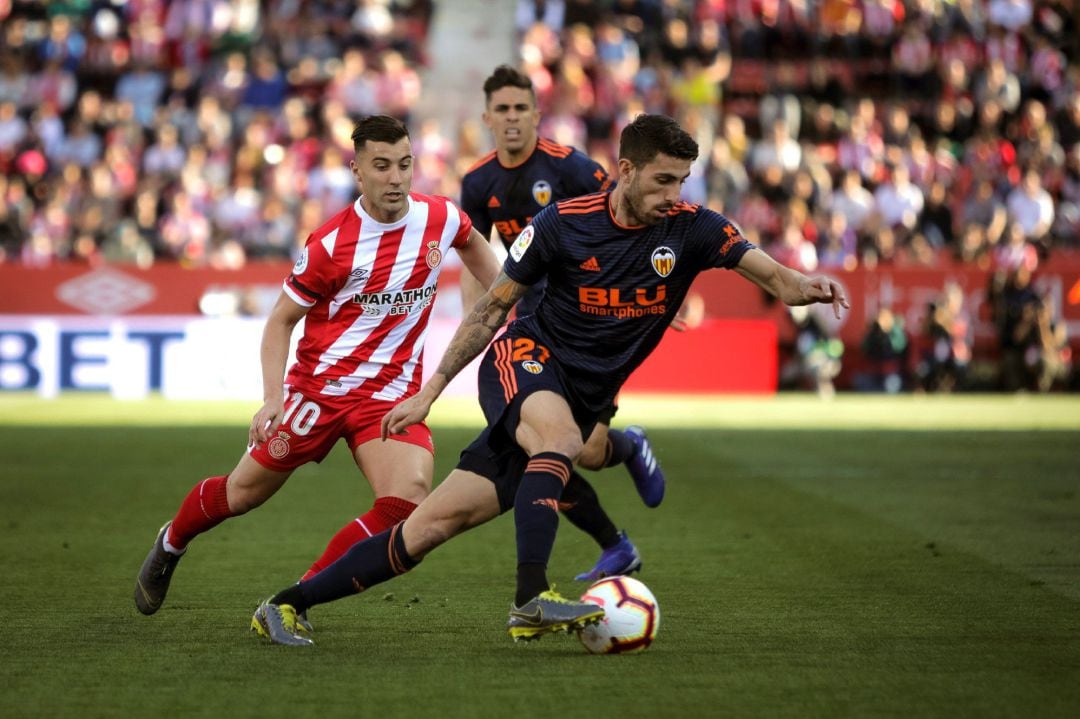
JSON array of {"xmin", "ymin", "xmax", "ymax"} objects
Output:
[
  {"xmin": 460, "ymin": 65, "xmax": 664, "ymax": 583},
  {"xmin": 252, "ymin": 114, "xmax": 848, "ymax": 645},
  {"xmin": 134, "ymin": 115, "xmax": 501, "ymax": 637}
]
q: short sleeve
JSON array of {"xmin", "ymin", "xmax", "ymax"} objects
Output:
[
  {"xmin": 503, "ymin": 203, "xmax": 558, "ymax": 287},
  {"xmin": 283, "ymin": 235, "xmax": 344, "ymax": 307},
  {"xmin": 564, "ymin": 149, "xmax": 613, "ymax": 195},
  {"xmin": 694, "ymin": 210, "xmax": 757, "ymax": 270},
  {"xmin": 449, "ymin": 201, "xmax": 474, "ymax": 249}
]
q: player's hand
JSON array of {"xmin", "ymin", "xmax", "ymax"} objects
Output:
[
  {"xmin": 381, "ymin": 391, "xmax": 435, "ymax": 440},
  {"xmin": 250, "ymin": 399, "xmax": 285, "ymax": 446},
  {"xmin": 803, "ymin": 276, "xmax": 850, "ymax": 319}
]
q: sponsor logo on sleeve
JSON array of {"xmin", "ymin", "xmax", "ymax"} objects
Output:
[
  {"xmin": 509, "ymin": 225, "xmax": 535, "ymax": 262},
  {"xmin": 719, "ymin": 223, "xmax": 743, "ymax": 255},
  {"xmin": 293, "ymin": 248, "xmax": 309, "ymax": 275}
]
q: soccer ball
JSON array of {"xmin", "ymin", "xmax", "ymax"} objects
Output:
[{"xmin": 578, "ymin": 576, "xmax": 660, "ymax": 654}]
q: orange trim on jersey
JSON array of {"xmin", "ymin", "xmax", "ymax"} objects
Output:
[
  {"xmin": 668, "ymin": 201, "xmax": 699, "ymax": 215},
  {"xmin": 464, "ymin": 150, "xmax": 498, "ymax": 174},
  {"xmin": 608, "ymin": 198, "xmax": 645, "ymax": 230},
  {"xmin": 557, "ymin": 195, "xmax": 606, "ymax": 215},
  {"xmin": 536, "ymin": 138, "xmax": 572, "ymax": 158},
  {"xmin": 558, "ymin": 195, "xmax": 605, "ymax": 208},
  {"xmin": 494, "ymin": 338, "xmax": 517, "ymax": 402}
]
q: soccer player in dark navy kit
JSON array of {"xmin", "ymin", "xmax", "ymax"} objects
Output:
[
  {"xmin": 252, "ymin": 114, "xmax": 849, "ymax": 645},
  {"xmin": 460, "ymin": 65, "xmax": 663, "ymax": 583}
]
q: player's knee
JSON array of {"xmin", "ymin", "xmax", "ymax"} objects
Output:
[
  {"xmin": 549, "ymin": 434, "xmax": 584, "ymax": 464},
  {"xmin": 225, "ymin": 484, "xmax": 267, "ymax": 514},
  {"xmin": 381, "ymin": 473, "xmax": 430, "ymax": 506},
  {"xmin": 405, "ymin": 514, "xmax": 465, "ymax": 558}
]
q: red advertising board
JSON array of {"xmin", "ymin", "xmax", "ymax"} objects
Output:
[{"xmin": 2, "ymin": 257, "xmax": 1078, "ymax": 392}]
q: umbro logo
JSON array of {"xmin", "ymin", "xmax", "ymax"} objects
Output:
[
  {"xmin": 487, "ymin": 196, "xmax": 501, "ymax": 208},
  {"xmin": 579, "ymin": 256, "xmax": 601, "ymax": 272}
]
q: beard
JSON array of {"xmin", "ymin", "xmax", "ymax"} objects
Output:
[{"xmin": 622, "ymin": 178, "xmax": 662, "ymax": 226}]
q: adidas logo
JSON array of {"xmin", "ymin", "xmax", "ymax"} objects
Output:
[
  {"xmin": 579, "ymin": 256, "xmax": 601, "ymax": 271},
  {"xmin": 487, "ymin": 196, "xmax": 501, "ymax": 208}
]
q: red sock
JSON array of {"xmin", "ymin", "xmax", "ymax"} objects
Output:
[
  {"xmin": 301, "ymin": 496, "xmax": 418, "ymax": 580},
  {"xmin": 166, "ymin": 475, "xmax": 234, "ymax": 551}
]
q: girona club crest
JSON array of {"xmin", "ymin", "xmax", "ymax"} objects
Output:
[
  {"xmin": 426, "ymin": 240, "xmax": 442, "ymax": 269},
  {"xmin": 268, "ymin": 431, "xmax": 291, "ymax": 460},
  {"xmin": 651, "ymin": 246, "xmax": 676, "ymax": 277},
  {"xmin": 532, "ymin": 180, "xmax": 553, "ymax": 206}
]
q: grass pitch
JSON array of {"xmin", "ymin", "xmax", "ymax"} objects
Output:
[{"xmin": 2, "ymin": 394, "xmax": 1079, "ymax": 718}]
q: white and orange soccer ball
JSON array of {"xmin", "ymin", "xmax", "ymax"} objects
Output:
[{"xmin": 577, "ymin": 576, "xmax": 660, "ymax": 654}]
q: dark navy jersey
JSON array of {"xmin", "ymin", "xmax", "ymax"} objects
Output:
[
  {"xmin": 461, "ymin": 138, "xmax": 613, "ymax": 249},
  {"xmin": 461, "ymin": 138, "xmax": 613, "ymax": 317},
  {"xmin": 503, "ymin": 192, "xmax": 755, "ymax": 410}
]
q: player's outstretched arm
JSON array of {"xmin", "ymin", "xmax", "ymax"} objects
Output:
[
  {"xmin": 734, "ymin": 248, "xmax": 850, "ymax": 318},
  {"xmin": 250, "ymin": 292, "xmax": 309, "ymax": 445},
  {"xmin": 381, "ymin": 272, "xmax": 528, "ymax": 438}
]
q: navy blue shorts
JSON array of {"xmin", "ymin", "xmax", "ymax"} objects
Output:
[{"xmin": 457, "ymin": 330, "xmax": 601, "ymax": 512}]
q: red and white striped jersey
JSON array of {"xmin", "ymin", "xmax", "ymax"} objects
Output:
[{"xmin": 282, "ymin": 192, "xmax": 473, "ymax": 401}]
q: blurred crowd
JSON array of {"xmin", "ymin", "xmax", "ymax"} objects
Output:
[
  {"xmin": 513, "ymin": 0, "xmax": 1079, "ymax": 276},
  {"xmin": 0, "ymin": 0, "xmax": 434, "ymax": 267},
  {"xmin": 846, "ymin": 261, "xmax": 1073, "ymax": 393},
  {"xmin": 0, "ymin": 0, "xmax": 1077, "ymax": 273}
]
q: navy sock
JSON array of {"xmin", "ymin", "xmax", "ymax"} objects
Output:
[
  {"xmin": 604, "ymin": 429, "xmax": 634, "ymax": 467},
  {"xmin": 272, "ymin": 522, "xmax": 418, "ymax": 613},
  {"xmin": 559, "ymin": 472, "xmax": 620, "ymax": 549},
  {"xmin": 514, "ymin": 452, "xmax": 572, "ymax": 605}
]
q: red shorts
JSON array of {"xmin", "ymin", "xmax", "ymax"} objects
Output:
[{"xmin": 248, "ymin": 389, "xmax": 434, "ymax": 472}]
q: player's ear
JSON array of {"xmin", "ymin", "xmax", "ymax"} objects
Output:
[{"xmin": 617, "ymin": 157, "xmax": 635, "ymax": 180}]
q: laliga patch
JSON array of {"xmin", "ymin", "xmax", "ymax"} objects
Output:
[
  {"xmin": 532, "ymin": 180, "xmax": 553, "ymax": 206},
  {"xmin": 509, "ymin": 225, "xmax": 534, "ymax": 262},
  {"xmin": 521, "ymin": 360, "xmax": 543, "ymax": 375},
  {"xmin": 268, "ymin": 431, "xmax": 291, "ymax": 460},
  {"xmin": 293, "ymin": 247, "xmax": 309, "ymax": 275},
  {"xmin": 651, "ymin": 246, "xmax": 676, "ymax": 277}
]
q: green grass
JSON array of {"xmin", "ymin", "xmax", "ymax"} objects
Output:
[
  {"xmin": 2, "ymin": 395, "xmax": 1079, "ymax": 718},
  {"xmin": 4, "ymin": 392, "xmax": 1080, "ymax": 429}
]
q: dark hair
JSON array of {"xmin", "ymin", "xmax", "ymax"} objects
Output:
[
  {"xmin": 618, "ymin": 114, "xmax": 699, "ymax": 167},
  {"xmin": 351, "ymin": 115, "xmax": 409, "ymax": 152},
  {"xmin": 482, "ymin": 64, "xmax": 535, "ymax": 103}
]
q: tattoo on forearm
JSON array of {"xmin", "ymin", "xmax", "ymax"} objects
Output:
[{"xmin": 435, "ymin": 274, "xmax": 523, "ymax": 382}]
